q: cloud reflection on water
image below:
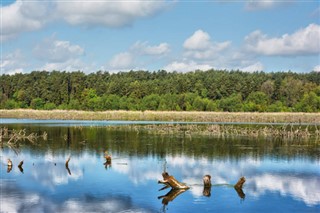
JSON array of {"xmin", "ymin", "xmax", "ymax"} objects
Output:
[
  {"xmin": 1, "ymin": 151, "xmax": 319, "ymax": 208},
  {"xmin": 0, "ymin": 180, "xmax": 153, "ymax": 213},
  {"xmin": 112, "ymin": 155, "xmax": 320, "ymax": 206}
]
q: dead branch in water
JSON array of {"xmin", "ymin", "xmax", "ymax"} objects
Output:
[
  {"xmin": 234, "ymin": 176, "xmax": 246, "ymax": 200},
  {"xmin": 234, "ymin": 176, "xmax": 246, "ymax": 189},
  {"xmin": 0, "ymin": 127, "xmax": 47, "ymax": 154},
  {"xmin": 65, "ymin": 156, "xmax": 71, "ymax": 175},
  {"xmin": 158, "ymin": 172, "xmax": 189, "ymax": 190}
]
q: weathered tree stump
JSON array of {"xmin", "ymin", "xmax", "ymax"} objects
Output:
[
  {"xmin": 203, "ymin": 174, "xmax": 211, "ymax": 187},
  {"xmin": 158, "ymin": 172, "xmax": 189, "ymax": 190},
  {"xmin": 65, "ymin": 156, "xmax": 71, "ymax": 175},
  {"xmin": 234, "ymin": 176, "xmax": 246, "ymax": 189}
]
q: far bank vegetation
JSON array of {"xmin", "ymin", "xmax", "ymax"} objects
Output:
[{"xmin": 0, "ymin": 70, "xmax": 319, "ymax": 112}]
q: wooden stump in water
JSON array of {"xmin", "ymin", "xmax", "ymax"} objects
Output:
[
  {"xmin": 7, "ymin": 159, "xmax": 12, "ymax": 167},
  {"xmin": 158, "ymin": 172, "xmax": 189, "ymax": 190},
  {"xmin": 202, "ymin": 174, "xmax": 212, "ymax": 197},
  {"xmin": 65, "ymin": 156, "xmax": 71, "ymax": 175},
  {"xmin": 234, "ymin": 176, "xmax": 246, "ymax": 189},
  {"xmin": 203, "ymin": 174, "xmax": 212, "ymax": 187}
]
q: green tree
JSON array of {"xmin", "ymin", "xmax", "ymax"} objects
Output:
[
  {"xmin": 141, "ymin": 94, "xmax": 161, "ymax": 111},
  {"xmin": 266, "ymin": 101, "xmax": 291, "ymax": 112},
  {"xmin": 192, "ymin": 97, "xmax": 208, "ymax": 111},
  {"xmin": 44, "ymin": 102, "xmax": 57, "ymax": 110},
  {"xmin": 206, "ymin": 100, "xmax": 219, "ymax": 111},
  {"xmin": 218, "ymin": 93, "xmax": 243, "ymax": 112},
  {"xmin": 295, "ymin": 92, "xmax": 320, "ymax": 112},
  {"xmin": 279, "ymin": 77, "xmax": 303, "ymax": 107},
  {"xmin": 244, "ymin": 91, "xmax": 268, "ymax": 112},
  {"xmin": 4, "ymin": 100, "xmax": 19, "ymax": 109},
  {"xmin": 158, "ymin": 94, "xmax": 180, "ymax": 111},
  {"xmin": 260, "ymin": 80, "xmax": 275, "ymax": 101},
  {"xmin": 30, "ymin": 98, "xmax": 45, "ymax": 110},
  {"xmin": 103, "ymin": 94, "xmax": 121, "ymax": 110}
]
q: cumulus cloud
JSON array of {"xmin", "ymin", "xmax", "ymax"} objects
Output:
[
  {"xmin": 241, "ymin": 62, "xmax": 264, "ymax": 72},
  {"xmin": 131, "ymin": 41, "xmax": 170, "ymax": 56},
  {"xmin": 39, "ymin": 59, "xmax": 91, "ymax": 72},
  {"xmin": 108, "ymin": 52, "xmax": 135, "ymax": 70},
  {"xmin": 183, "ymin": 30, "xmax": 212, "ymax": 50},
  {"xmin": 0, "ymin": 50, "xmax": 28, "ymax": 74},
  {"xmin": 313, "ymin": 65, "xmax": 320, "ymax": 72},
  {"xmin": 31, "ymin": 36, "xmax": 89, "ymax": 71},
  {"xmin": 1, "ymin": 0, "xmax": 170, "ymax": 41},
  {"xmin": 33, "ymin": 36, "xmax": 84, "ymax": 63},
  {"xmin": 183, "ymin": 30, "xmax": 231, "ymax": 60},
  {"xmin": 163, "ymin": 60, "xmax": 212, "ymax": 72},
  {"xmin": 245, "ymin": 24, "xmax": 320, "ymax": 56},
  {"xmin": 107, "ymin": 41, "xmax": 170, "ymax": 71},
  {"xmin": 55, "ymin": 0, "xmax": 169, "ymax": 28},
  {"xmin": 245, "ymin": 0, "xmax": 292, "ymax": 11},
  {"xmin": 1, "ymin": 0, "xmax": 53, "ymax": 41}
]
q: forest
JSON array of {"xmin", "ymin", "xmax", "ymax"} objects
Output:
[{"xmin": 0, "ymin": 70, "xmax": 319, "ymax": 112}]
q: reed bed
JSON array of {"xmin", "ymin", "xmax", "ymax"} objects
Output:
[
  {"xmin": 104, "ymin": 123, "xmax": 320, "ymax": 141},
  {"xmin": 0, "ymin": 127, "xmax": 47, "ymax": 154},
  {"xmin": 1, "ymin": 109, "xmax": 319, "ymax": 124}
]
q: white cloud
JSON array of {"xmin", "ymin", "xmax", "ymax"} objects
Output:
[
  {"xmin": 108, "ymin": 52, "xmax": 135, "ymax": 70},
  {"xmin": 31, "ymin": 36, "xmax": 88, "ymax": 72},
  {"xmin": 241, "ymin": 62, "xmax": 264, "ymax": 72},
  {"xmin": 313, "ymin": 65, "xmax": 320, "ymax": 72},
  {"xmin": 0, "ymin": 50, "xmax": 27, "ymax": 75},
  {"xmin": 107, "ymin": 41, "xmax": 170, "ymax": 71},
  {"xmin": 1, "ymin": 0, "xmax": 170, "ymax": 41},
  {"xmin": 56, "ymin": 0, "xmax": 169, "ymax": 28},
  {"xmin": 33, "ymin": 36, "xmax": 85, "ymax": 63},
  {"xmin": 163, "ymin": 60, "xmax": 212, "ymax": 72},
  {"xmin": 40, "ymin": 59, "xmax": 90, "ymax": 72},
  {"xmin": 1, "ymin": 1, "xmax": 53, "ymax": 41},
  {"xmin": 183, "ymin": 30, "xmax": 231, "ymax": 60},
  {"xmin": 183, "ymin": 30, "xmax": 212, "ymax": 50},
  {"xmin": 245, "ymin": 0, "xmax": 292, "ymax": 11},
  {"xmin": 245, "ymin": 24, "xmax": 320, "ymax": 56},
  {"xmin": 131, "ymin": 41, "xmax": 170, "ymax": 56}
]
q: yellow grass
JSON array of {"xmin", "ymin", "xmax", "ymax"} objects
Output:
[{"xmin": 0, "ymin": 109, "xmax": 319, "ymax": 124}]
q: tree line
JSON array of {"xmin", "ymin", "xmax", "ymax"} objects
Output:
[{"xmin": 0, "ymin": 70, "xmax": 319, "ymax": 112}]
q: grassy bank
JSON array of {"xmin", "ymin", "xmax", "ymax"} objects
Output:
[{"xmin": 0, "ymin": 109, "xmax": 319, "ymax": 124}]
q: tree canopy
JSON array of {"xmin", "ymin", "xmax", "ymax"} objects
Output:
[{"xmin": 1, "ymin": 70, "xmax": 319, "ymax": 112}]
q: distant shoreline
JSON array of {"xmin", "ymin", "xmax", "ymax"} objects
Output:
[{"xmin": 0, "ymin": 109, "xmax": 319, "ymax": 124}]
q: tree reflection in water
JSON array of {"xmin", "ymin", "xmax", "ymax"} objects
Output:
[{"xmin": 0, "ymin": 124, "xmax": 319, "ymax": 213}]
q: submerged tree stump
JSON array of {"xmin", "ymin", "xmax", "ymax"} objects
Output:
[
  {"xmin": 158, "ymin": 172, "xmax": 189, "ymax": 190},
  {"xmin": 234, "ymin": 176, "xmax": 246, "ymax": 189}
]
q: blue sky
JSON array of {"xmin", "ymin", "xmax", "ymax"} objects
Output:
[{"xmin": 1, "ymin": 0, "xmax": 320, "ymax": 74}]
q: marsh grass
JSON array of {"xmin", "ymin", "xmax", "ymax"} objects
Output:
[
  {"xmin": 0, "ymin": 127, "xmax": 47, "ymax": 154},
  {"xmin": 104, "ymin": 123, "xmax": 320, "ymax": 141},
  {"xmin": 1, "ymin": 109, "xmax": 319, "ymax": 141},
  {"xmin": 1, "ymin": 109, "xmax": 319, "ymax": 124}
]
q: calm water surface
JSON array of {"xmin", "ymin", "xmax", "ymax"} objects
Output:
[{"xmin": 1, "ymin": 120, "xmax": 319, "ymax": 213}]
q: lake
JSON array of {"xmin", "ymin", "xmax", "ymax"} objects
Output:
[{"xmin": 1, "ymin": 119, "xmax": 319, "ymax": 213}]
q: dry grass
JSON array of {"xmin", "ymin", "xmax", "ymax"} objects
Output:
[{"xmin": 0, "ymin": 109, "xmax": 319, "ymax": 124}]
